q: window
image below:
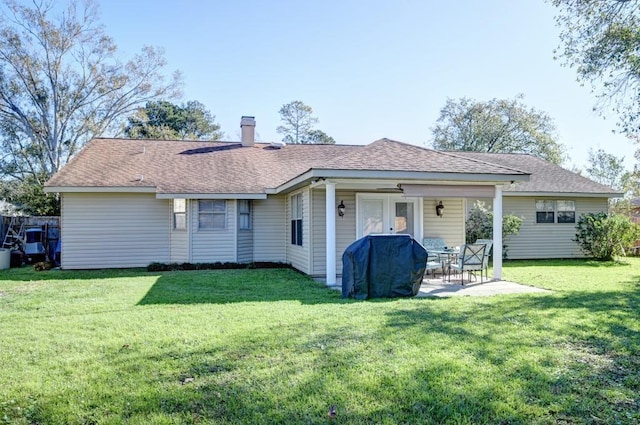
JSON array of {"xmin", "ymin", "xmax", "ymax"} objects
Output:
[
  {"xmin": 198, "ymin": 200, "xmax": 226, "ymax": 229},
  {"xmin": 173, "ymin": 199, "xmax": 186, "ymax": 230},
  {"xmin": 535, "ymin": 200, "xmax": 555, "ymax": 223},
  {"xmin": 536, "ymin": 200, "xmax": 575, "ymax": 224},
  {"xmin": 557, "ymin": 200, "xmax": 576, "ymax": 223},
  {"xmin": 238, "ymin": 200, "xmax": 252, "ymax": 230},
  {"xmin": 291, "ymin": 193, "xmax": 303, "ymax": 246}
]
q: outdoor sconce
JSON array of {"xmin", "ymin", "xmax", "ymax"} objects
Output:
[
  {"xmin": 337, "ymin": 200, "xmax": 346, "ymax": 217},
  {"xmin": 435, "ymin": 201, "xmax": 444, "ymax": 217}
]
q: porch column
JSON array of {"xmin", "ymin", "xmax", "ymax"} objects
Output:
[
  {"xmin": 326, "ymin": 181, "xmax": 337, "ymax": 285},
  {"xmin": 493, "ymin": 185, "xmax": 503, "ymax": 280}
]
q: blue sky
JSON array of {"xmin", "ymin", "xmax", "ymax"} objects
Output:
[{"xmin": 98, "ymin": 0, "xmax": 637, "ymax": 171}]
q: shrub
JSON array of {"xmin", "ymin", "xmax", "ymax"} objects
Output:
[
  {"xmin": 33, "ymin": 261, "xmax": 53, "ymax": 271},
  {"xmin": 147, "ymin": 261, "xmax": 292, "ymax": 272},
  {"xmin": 574, "ymin": 212, "xmax": 640, "ymax": 260},
  {"xmin": 465, "ymin": 201, "xmax": 524, "ymax": 258}
]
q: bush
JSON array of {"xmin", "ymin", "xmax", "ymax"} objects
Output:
[
  {"xmin": 574, "ymin": 212, "xmax": 640, "ymax": 260},
  {"xmin": 147, "ymin": 261, "xmax": 293, "ymax": 272},
  {"xmin": 465, "ymin": 201, "xmax": 524, "ymax": 259}
]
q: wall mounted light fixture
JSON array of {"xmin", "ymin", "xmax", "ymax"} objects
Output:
[
  {"xmin": 337, "ymin": 200, "xmax": 346, "ymax": 217},
  {"xmin": 435, "ymin": 201, "xmax": 444, "ymax": 217}
]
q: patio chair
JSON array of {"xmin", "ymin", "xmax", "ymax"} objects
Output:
[
  {"xmin": 422, "ymin": 237, "xmax": 446, "ymax": 258},
  {"xmin": 449, "ymin": 243, "xmax": 486, "ymax": 285},
  {"xmin": 475, "ymin": 238, "xmax": 493, "ymax": 280},
  {"xmin": 423, "ymin": 236, "xmax": 445, "ymax": 248},
  {"xmin": 424, "ymin": 251, "xmax": 442, "ymax": 278}
]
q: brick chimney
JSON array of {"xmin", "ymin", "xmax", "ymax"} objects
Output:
[{"xmin": 240, "ymin": 116, "xmax": 256, "ymax": 147}]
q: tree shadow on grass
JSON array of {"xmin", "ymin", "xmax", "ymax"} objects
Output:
[
  {"xmin": 0, "ymin": 266, "xmax": 152, "ymax": 282},
  {"xmin": 20, "ymin": 301, "xmax": 640, "ymax": 424},
  {"xmin": 10, "ymin": 319, "xmax": 572, "ymax": 424}
]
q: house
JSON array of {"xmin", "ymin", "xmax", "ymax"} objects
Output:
[
  {"xmin": 44, "ymin": 116, "xmax": 620, "ymax": 283},
  {"xmin": 454, "ymin": 152, "xmax": 622, "ymax": 259}
]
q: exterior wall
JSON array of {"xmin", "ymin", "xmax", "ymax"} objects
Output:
[
  {"xmin": 170, "ymin": 200, "xmax": 189, "ymax": 263},
  {"xmin": 60, "ymin": 193, "xmax": 170, "ymax": 269},
  {"xmin": 311, "ymin": 189, "xmax": 357, "ymax": 276},
  {"xmin": 190, "ymin": 199, "xmax": 236, "ymax": 263},
  {"xmin": 422, "ymin": 198, "xmax": 465, "ymax": 247},
  {"xmin": 252, "ymin": 195, "xmax": 286, "ymax": 262},
  {"xmin": 503, "ymin": 196, "xmax": 608, "ymax": 259},
  {"xmin": 285, "ymin": 188, "xmax": 311, "ymax": 274},
  {"xmin": 237, "ymin": 201, "xmax": 253, "ymax": 263}
]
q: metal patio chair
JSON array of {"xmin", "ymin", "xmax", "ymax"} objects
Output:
[
  {"xmin": 449, "ymin": 243, "xmax": 486, "ymax": 285},
  {"xmin": 474, "ymin": 238, "xmax": 493, "ymax": 280}
]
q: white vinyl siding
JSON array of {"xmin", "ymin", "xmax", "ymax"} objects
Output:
[
  {"xmin": 252, "ymin": 196, "xmax": 286, "ymax": 262},
  {"xmin": 170, "ymin": 199, "xmax": 189, "ymax": 263},
  {"xmin": 311, "ymin": 189, "xmax": 357, "ymax": 276},
  {"xmin": 502, "ymin": 197, "xmax": 608, "ymax": 259},
  {"xmin": 286, "ymin": 189, "xmax": 310, "ymax": 274},
  {"xmin": 422, "ymin": 198, "xmax": 465, "ymax": 247},
  {"xmin": 191, "ymin": 199, "xmax": 236, "ymax": 263},
  {"xmin": 60, "ymin": 193, "xmax": 170, "ymax": 269}
]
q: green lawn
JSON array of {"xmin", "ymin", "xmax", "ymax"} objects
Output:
[{"xmin": 1, "ymin": 259, "xmax": 639, "ymax": 424}]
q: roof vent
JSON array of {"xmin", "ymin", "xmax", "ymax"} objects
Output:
[{"xmin": 270, "ymin": 141, "xmax": 286, "ymax": 149}]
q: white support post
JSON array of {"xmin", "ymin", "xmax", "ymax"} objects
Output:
[
  {"xmin": 493, "ymin": 185, "xmax": 503, "ymax": 280},
  {"xmin": 326, "ymin": 182, "xmax": 337, "ymax": 285}
]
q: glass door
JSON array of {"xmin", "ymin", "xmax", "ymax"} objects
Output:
[
  {"xmin": 357, "ymin": 195, "xmax": 419, "ymax": 239},
  {"xmin": 393, "ymin": 201, "xmax": 414, "ymax": 235}
]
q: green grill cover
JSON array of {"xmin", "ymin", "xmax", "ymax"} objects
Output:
[{"xmin": 342, "ymin": 235, "xmax": 427, "ymax": 299}]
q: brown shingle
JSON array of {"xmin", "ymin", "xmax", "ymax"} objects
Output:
[
  {"xmin": 454, "ymin": 152, "xmax": 620, "ymax": 194},
  {"xmin": 46, "ymin": 138, "xmax": 530, "ymax": 194}
]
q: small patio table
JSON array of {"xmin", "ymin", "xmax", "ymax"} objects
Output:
[{"xmin": 428, "ymin": 248, "xmax": 460, "ymax": 281}]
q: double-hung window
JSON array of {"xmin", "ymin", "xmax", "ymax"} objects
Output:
[
  {"xmin": 238, "ymin": 200, "xmax": 252, "ymax": 230},
  {"xmin": 535, "ymin": 200, "xmax": 575, "ymax": 224},
  {"xmin": 291, "ymin": 193, "xmax": 303, "ymax": 246},
  {"xmin": 173, "ymin": 199, "xmax": 186, "ymax": 230},
  {"xmin": 198, "ymin": 200, "xmax": 226, "ymax": 230},
  {"xmin": 556, "ymin": 200, "xmax": 576, "ymax": 223}
]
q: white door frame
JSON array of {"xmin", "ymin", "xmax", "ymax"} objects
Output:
[{"xmin": 355, "ymin": 193, "xmax": 422, "ymax": 239}]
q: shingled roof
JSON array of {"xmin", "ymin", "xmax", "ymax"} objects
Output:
[
  {"xmin": 45, "ymin": 138, "xmax": 530, "ymax": 194},
  {"xmin": 454, "ymin": 152, "xmax": 621, "ymax": 196}
]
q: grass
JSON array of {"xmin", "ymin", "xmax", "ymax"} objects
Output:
[{"xmin": 0, "ymin": 259, "xmax": 639, "ymax": 424}]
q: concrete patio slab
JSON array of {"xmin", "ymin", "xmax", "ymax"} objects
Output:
[
  {"xmin": 321, "ymin": 276, "xmax": 551, "ymax": 297},
  {"xmin": 418, "ymin": 277, "xmax": 551, "ymax": 297}
]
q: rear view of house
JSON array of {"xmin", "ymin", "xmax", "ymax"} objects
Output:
[{"xmin": 45, "ymin": 117, "xmax": 620, "ymax": 281}]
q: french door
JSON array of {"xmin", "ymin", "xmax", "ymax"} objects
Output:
[{"xmin": 356, "ymin": 194, "xmax": 421, "ymax": 239}]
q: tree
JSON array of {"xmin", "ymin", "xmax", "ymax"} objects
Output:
[
  {"xmin": 430, "ymin": 95, "xmax": 566, "ymax": 165},
  {"xmin": 586, "ymin": 148, "xmax": 626, "ymax": 188},
  {"xmin": 124, "ymin": 100, "xmax": 223, "ymax": 140},
  {"xmin": 0, "ymin": 174, "xmax": 59, "ymax": 215},
  {"xmin": 276, "ymin": 100, "xmax": 335, "ymax": 144},
  {"xmin": 465, "ymin": 201, "xmax": 524, "ymax": 259},
  {"xmin": 303, "ymin": 129, "xmax": 335, "ymax": 145},
  {"xmin": 0, "ymin": 0, "xmax": 181, "ymax": 213},
  {"xmin": 551, "ymin": 0, "xmax": 640, "ymax": 136}
]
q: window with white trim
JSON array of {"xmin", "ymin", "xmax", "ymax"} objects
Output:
[
  {"xmin": 173, "ymin": 199, "xmax": 186, "ymax": 230},
  {"xmin": 291, "ymin": 193, "xmax": 303, "ymax": 246},
  {"xmin": 238, "ymin": 200, "xmax": 252, "ymax": 230},
  {"xmin": 536, "ymin": 200, "xmax": 575, "ymax": 224},
  {"xmin": 198, "ymin": 200, "xmax": 226, "ymax": 229}
]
